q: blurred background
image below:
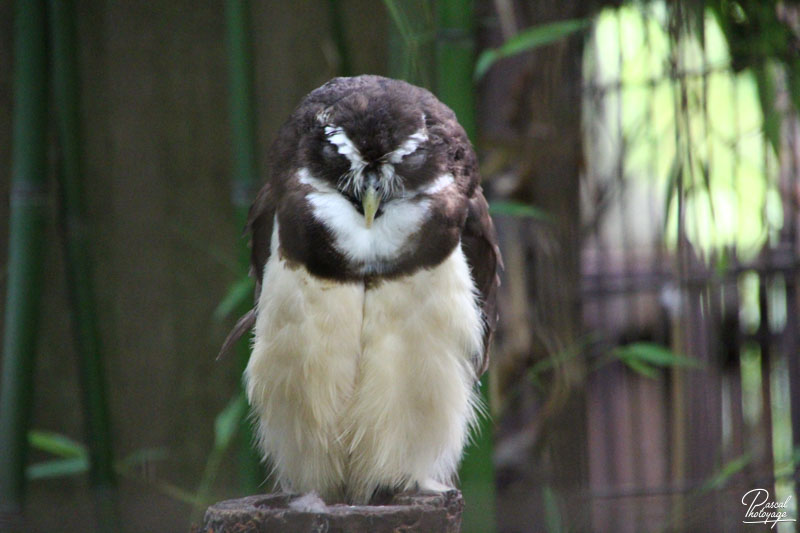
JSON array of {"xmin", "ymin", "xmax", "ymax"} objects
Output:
[{"xmin": 1, "ymin": 0, "xmax": 799, "ymax": 532}]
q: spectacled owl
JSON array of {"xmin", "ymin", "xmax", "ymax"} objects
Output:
[{"xmin": 221, "ymin": 75, "xmax": 501, "ymax": 504}]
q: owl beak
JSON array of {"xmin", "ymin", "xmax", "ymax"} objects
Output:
[{"xmin": 362, "ymin": 185, "xmax": 380, "ymax": 228}]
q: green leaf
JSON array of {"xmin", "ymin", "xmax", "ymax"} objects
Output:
[
  {"xmin": 610, "ymin": 343, "xmax": 704, "ymax": 379},
  {"xmin": 214, "ymin": 392, "xmax": 248, "ymax": 451},
  {"xmin": 662, "ymin": 156, "xmax": 682, "ymax": 232},
  {"xmin": 699, "ymin": 453, "xmax": 752, "ymax": 493},
  {"xmin": 614, "ymin": 342, "xmax": 703, "ymax": 369},
  {"xmin": 474, "ymin": 50, "xmax": 499, "ymax": 81},
  {"xmin": 117, "ymin": 447, "xmax": 169, "ymax": 471},
  {"xmin": 383, "ymin": 0, "xmax": 412, "ymax": 42},
  {"xmin": 529, "ymin": 345, "xmax": 580, "ymax": 380},
  {"xmin": 475, "ymin": 18, "xmax": 590, "ymax": 79},
  {"xmin": 754, "ymin": 65, "xmax": 780, "ymax": 156},
  {"xmin": 489, "ymin": 201, "xmax": 551, "ymax": 221},
  {"xmin": 542, "ymin": 485, "xmax": 563, "ymax": 533},
  {"xmin": 788, "ymin": 58, "xmax": 800, "ymax": 116},
  {"xmin": 213, "ymin": 276, "xmax": 254, "ymax": 321},
  {"xmin": 26, "ymin": 457, "xmax": 89, "ymax": 480},
  {"xmin": 620, "ymin": 357, "xmax": 660, "ymax": 379},
  {"xmin": 146, "ymin": 479, "xmax": 203, "ymax": 507},
  {"xmin": 28, "ymin": 430, "xmax": 88, "ymax": 459},
  {"xmin": 192, "ymin": 391, "xmax": 251, "ymax": 519},
  {"xmin": 713, "ymin": 248, "xmax": 731, "ymax": 278}
]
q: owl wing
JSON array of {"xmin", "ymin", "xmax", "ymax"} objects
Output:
[
  {"xmin": 461, "ymin": 186, "xmax": 503, "ymax": 376},
  {"xmin": 217, "ymin": 182, "xmax": 275, "ymax": 360}
]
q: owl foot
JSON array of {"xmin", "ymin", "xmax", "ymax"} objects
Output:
[{"xmin": 418, "ymin": 479, "xmax": 452, "ymax": 493}]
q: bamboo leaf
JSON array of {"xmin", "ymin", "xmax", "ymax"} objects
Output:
[
  {"xmin": 613, "ymin": 342, "xmax": 703, "ymax": 369},
  {"xmin": 214, "ymin": 392, "xmax": 247, "ymax": 451},
  {"xmin": 542, "ymin": 485, "xmax": 564, "ymax": 533},
  {"xmin": 192, "ymin": 391, "xmax": 250, "ymax": 522},
  {"xmin": 383, "ymin": 0, "xmax": 413, "ymax": 42},
  {"xmin": 714, "ymin": 248, "xmax": 731, "ymax": 278},
  {"xmin": 529, "ymin": 344, "xmax": 581, "ymax": 380},
  {"xmin": 698, "ymin": 453, "xmax": 752, "ymax": 493},
  {"xmin": 28, "ymin": 430, "xmax": 88, "ymax": 459},
  {"xmin": 117, "ymin": 466, "xmax": 203, "ymax": 507},
  {"xmin": 384, "ymin": 0, "xmax": 434, "ymax": 87},
  {"xmin": 620, "ymin": 357, "xmax": 660, "ymax": 379},
  {"xmin": 489, "ymin": 201, "xmax": 551, "ymax": 221},
  {"xmin": 26, "ymin": 430, "xmax": 170, "ymax": 483},
  {"xmin": 475, "ymin": 18, "xmax": 590, "ymax": 79},
  {"xmin": 663, "ymin": 156, "xmax": 682, "ymax": 232},
  {"xmin": 474, "ymin": 50, "xmax": 499, "ymax": 81},
  {"xmin": 754, "ymin": 65, "xmax": 780, "ymax": 156},
  {"xmin": 117, "ymin": 447, "xmax": 169, "ymax": 471},
  {"xmin": 26, "ymin": 457, "xmax": 89, "ymax": 480},
  {"xmin": 788, "ymin": 59, "xmax": 800, "ymax": 116},
  {"xmin": 144, "ymin": 479, "xmax": 203, "ymax": 507},
  {"xmin": 213, "ymin": 276, "xmax": 254, "ymax": 321}
]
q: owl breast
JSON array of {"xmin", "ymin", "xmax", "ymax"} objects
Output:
[{"xmin": 244, "ymin": 220, "xmax": 484, "ymax": 503}]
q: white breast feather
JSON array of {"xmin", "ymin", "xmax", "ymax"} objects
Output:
[{"xmin": 245, "ymin": 218, "xmax": 484, "ymax": 503}]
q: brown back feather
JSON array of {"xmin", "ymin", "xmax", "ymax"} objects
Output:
[{"xmin": 461, "ymin": 187, "xmax": 503, "ymax": 376}]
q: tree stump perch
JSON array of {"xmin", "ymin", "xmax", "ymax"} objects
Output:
[{"xmin": 199, "ymin": 490, "xmax": 464, "ymax": 532}]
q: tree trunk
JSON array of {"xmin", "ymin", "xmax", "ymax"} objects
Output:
[{"xmin": 199, "ymin": 491, "xmax": 464, "ymax": 533}]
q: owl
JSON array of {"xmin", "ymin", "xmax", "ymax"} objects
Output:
[{"xmin": 221, "ymin": 75, "xmax": 501, "ymax": 504}]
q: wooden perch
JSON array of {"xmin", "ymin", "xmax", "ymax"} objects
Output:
[{"xmin": 198, "ymin": 490, "xmax": 464, "ymax": 532}]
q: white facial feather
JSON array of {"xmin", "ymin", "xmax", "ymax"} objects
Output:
[
  {"xmin": 322, "ymin": 122, "xmax": 428, "ymax": 200},
  {"xmin": 298, "ymin": 168, "xmax": 432, "ymax": 272},
  {"xmin": 324, "ymin": 125, "xmax": 364, "ymax": 166},
  {"xmin": 324, "ymin": 126, "xmax": 367, "ymax": 194},
  {"xmin": 387, "ymin": 124, "xmax": 428, "ymax": 164}
]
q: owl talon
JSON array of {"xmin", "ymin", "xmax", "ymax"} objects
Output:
[{"xmin": 418, "ymin": 479, "xmax": 452, "ymax": 493}]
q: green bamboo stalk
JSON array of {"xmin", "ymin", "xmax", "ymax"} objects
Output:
[
  {"xmin": 48, "ymin": 1, "xmax": 118, "ymax": 529},
  {"xmin": 0, "ymin": 0, "xmax": 49, "ymax": 515},
  {"xmin": 49, "ymin": 0, "xmax": 115, "ymax": 489},
  {"xmin": 327, "ymin": 0, "xmax": 352, "ymax": 77},
  {"xmin": 385, "ymin": 0, "xmax": 435, "ymax": 88},
  {"xmin": 436, "ymin": 2, "xmax": 497, "ymax": 532},
  {"xmin": 224, "ymin": 0, "xmax": 263, "ymax": 492},
  {"xmin": 436, "ymin": 0, "xmax": 476, "ymax": 136}
]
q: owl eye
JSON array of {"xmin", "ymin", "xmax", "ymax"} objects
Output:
[{"xmin": 400, "ymin": 149, "xmax": 427, "ymax": 170}]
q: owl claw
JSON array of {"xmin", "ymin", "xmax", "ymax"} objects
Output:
[{"xmin": 418, "ymin": 479, "xmax": 451, "ymax": 493}]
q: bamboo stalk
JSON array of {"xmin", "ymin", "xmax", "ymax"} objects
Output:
[
  {"xmin": 224, "ymin": 0, "xmax": 263, "ymax": 492},
  {"xmin": 385, "ymin": 0, "xmax": 435, "ymax": 88},
  {"xmin": 0, "ymin": 0, "xmax": 49, "ymax": 515},
  {"xmin": 436, "ymin": 0, "xmax": 476, "ymax": 136},
  {"xmin": 436, "ymin": 2, "xmax": 497, "ymax": 532},
  {"xmin": 48, "ymin": 0, "xmax": 116, "ymax": 489},
  {"xmin": 48, "ymin": 1, "xmax": 118, "ymax": 529},
  {"xmin": 327, "ymin": 0, "xmax": 352, "ymax": 77}
]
